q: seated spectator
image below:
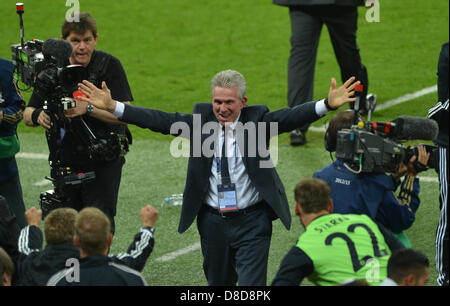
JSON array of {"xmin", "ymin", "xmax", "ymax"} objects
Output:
[
  {"xmin": 380, "ymin": 248, "xmax": 430, "ymax": 286},
  {"xmin": 0, "ymin": 247, "xmax": 14, "ymax": 286},
  {"xmin": 47, "ymin": 205, "xmax": 157, "ymax": 286},
  {"xmin": 314, "ymin": 110, "xmax": 430, "ymax": 247},
  {"xmin": 272, "ymin": 178, "xmax": 404, "ymax": 286}
]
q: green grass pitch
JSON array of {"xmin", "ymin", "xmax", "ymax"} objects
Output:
[{"xmin": 1, "ymin": 0, "xmax": 448, "ymax": 286}]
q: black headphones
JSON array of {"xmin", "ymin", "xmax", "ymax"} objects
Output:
[
  {"xmin": 324, "ymin": 128, "xmax": 335, "ymax": 152},
  {"xmin": 324, "ymin": 109, "xmax": 361, "ymax": 152}
]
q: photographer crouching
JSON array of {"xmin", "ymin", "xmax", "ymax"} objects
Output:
[
  {"xmin": 23, "ymin": 13, "xmax": 133, "ymax": 234},
  {"xmin": 314, "ymin": 110, "xmax": 432, "ymax": 247}
]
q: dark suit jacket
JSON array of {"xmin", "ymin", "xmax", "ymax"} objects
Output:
[
  {"xmin": 273, "ymin": 0, "xmax": 364, "ymax": 6},
  {"xmin": 121, "ymin": 101, "xmax": 322, "ymax": 233}
]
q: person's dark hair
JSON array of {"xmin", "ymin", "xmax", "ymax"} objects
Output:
[
  {"xmin": 62, "ymin": 12, "xmax": 98, "ymax": 39},
  {"xmin": 0, "ymin": 247, "xmax": 14, "ymax": 285},
  {"xmin": 294, "ymin": 178, "xmax": 331, "ymax": 214},
  {"xmin": 387, "ymin": 248, "xmax": 429, "ymax": 283},
  {"xmin": 325, "ymin": 110, "xmax": 356, "ymax": 152}
]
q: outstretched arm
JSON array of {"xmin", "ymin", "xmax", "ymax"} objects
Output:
[
  {"xmin": 79, "ymin": 77, "xmax": 360, "ymax": 114},
  {"xmin": 78, "ymin": 80, "xmax": 195, "ymax": 138}
]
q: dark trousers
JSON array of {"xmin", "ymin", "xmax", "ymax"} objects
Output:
[
  {"xmin": 197, "ymin": 204, "xmax": 272, "ymax": 286},
  {"xmin": 437, "ymin": 42, "xmax": 449, "ymax": 103},
  {"xmin": 68, "ymin": 157, "xmax": 125, "ymax": 234},
  {"xmin": 288, "ymin": 5, "xmax": 368, "ymax": 132},
  {"xmin": 0, "ymin": 174, "xmax": 26, "ymax": 228}
]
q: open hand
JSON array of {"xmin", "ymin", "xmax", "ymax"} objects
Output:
[
  {"xmin": 78, "ymin": 80, "xmax": 116, "ymax": 112},
  {"xmin": 37, "ymin": 111, "xmax": 52, "ymax": 130},
  {"xmin": 407, "ymin": 146, "xmax": 430, "ymax": 176},
  {"xmin": 327, "ymin": 77, "xmax": 360, "ymax": 109}
]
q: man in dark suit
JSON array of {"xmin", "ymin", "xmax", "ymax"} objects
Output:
[
  {"xmin": 273, "ymin": 0, "xmax": 369, "ymax": 145},
  {"xmin": 77, "ymin": 70, "xmax": 359, "ymax": 285}
]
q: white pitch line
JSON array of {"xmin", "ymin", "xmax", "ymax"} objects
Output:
[
  {"xmin": 418, "ymin": 176, "xmax": 439, "ymax": 183},
  {"xmin": 375, "ymin": 85, "xmax": 437, "ymax": 111},
  {"xmin": 33, "ymin": 179, "xmax": 52, "ymax": 187},
  {"xmin": 15, "ymin": 152, "xmax": 48, "ymax": 186},
  {"xmin": 154, "ymin": 242, "xmax": 201, "ymax": 263},
  {"xmin": 308, "ymin": 125, "xmax": 327, "ymax": 132},
  {"xmin": 309, "ymin": 85, "xmax": 438, "ymax": 132},
  {"xmin": 16, "ymin": 152, "xmax": 48, "ymax": 160}
]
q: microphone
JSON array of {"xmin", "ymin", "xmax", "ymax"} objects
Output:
[
  {"xmin": 42, "ymin": 38, "xmax": 73, "ymax": 67},
  {"xmin": 392, "ymin": 116, "xmax": 439, "ymax": 140},
  {"xmin": 369, "ymin": 116, "xmax": 439, "ymax": 140}
]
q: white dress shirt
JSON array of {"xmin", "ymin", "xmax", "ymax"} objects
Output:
[{"xmin": 205, "ymin": 115, "xmax": 262, "ymax": 209}]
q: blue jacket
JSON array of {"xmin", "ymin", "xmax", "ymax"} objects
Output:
[
  {"xmin": 314, "ymin": 158, "xmax": 421, "ymax": 233},
  {"xmin": 0, "ymin": 58, "xmax": 24, "ymax": 137},
  {"xmin": 0, "ymin": 58, "xmax": 25, "ymax": 183}
]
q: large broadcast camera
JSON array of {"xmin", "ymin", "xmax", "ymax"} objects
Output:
[
  {"xmin": 11, "ymin": 3, "xmax": 128, "ymax": 217},
  {"xmin": 335, "ymin": 115, "xmax": 439, "ymax": 174},
  {"xmin": 12, "ymin": 37, "xmax": 86, "ymax": 113}
]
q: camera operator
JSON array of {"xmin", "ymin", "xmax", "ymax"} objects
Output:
[
  {"xmin": 314, "ymin": 110, "xmax": 430, "ymax": 248},
  {"xmin": 23, "ymin": 13, "xmax": 133, "ymax": 234},
  {"xmin": 0, "ymin": 57, "xmax": 27, "ymax": 228}
]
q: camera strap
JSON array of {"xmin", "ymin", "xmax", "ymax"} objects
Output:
[
  {"xmin": 85, "ymin": 50, "xmax": 132, "ymax": 144},
  {"xmin": 87, "ymin": 50, "xmax": 112, "ymax": 85}
]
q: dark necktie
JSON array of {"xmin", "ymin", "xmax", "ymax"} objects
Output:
[{"xmin": 221, "ymin": 127, "xmax": 231, "ymax": 185}]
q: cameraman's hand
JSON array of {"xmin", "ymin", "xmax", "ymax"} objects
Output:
[
  {"xmin": 25, "ymin": 207, "xmax": 42, "ymax": 228},
  {"xmin": 407, "ymin": 145, "xmax": 430, "ymax": 176},
  {"xmin": 392, "ymin": 162, "xmax": 408, "ymax": 182},
  {"xmin": 327, "ymin": 77, "xmax": 360, "ymax": 110},
  {"xmin": 37, "ymin": 111, "xmax": 52, "ymax": 130},
  {"xmin": 78, "ymin": 80, "xmax": 116, "ymax": 113},
  {"xmin": 64, "ymin": 99, "xmax": 88, "ymax": 118},
  {"xmin": 416, "ymin": 145, "xmax": 430, "ymax": 167},
  {"xmin": 141, "ymin": 205, "xmax": 159, "ymax": 228}
]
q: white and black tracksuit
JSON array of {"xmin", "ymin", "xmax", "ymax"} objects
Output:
[
  {"xmin": 17, "ymin": 225, "xmax": 154, "ymax": 286},
  {"xmin": 428, "ymin": 98, "xmax": 449, "ymax": 286}
]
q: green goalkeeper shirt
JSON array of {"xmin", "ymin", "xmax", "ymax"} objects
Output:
[{"xmin": 272, "ymin": 213, "xmax": 404, "ymax": 286}]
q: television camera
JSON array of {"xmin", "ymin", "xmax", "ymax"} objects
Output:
[
  {"xmin": 11, "ymin": 3, "xmax": 128, "ymax": 217},
  {"xmin": 335, "ymin": 115, "xmax": 439, "ymax": 174}
]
